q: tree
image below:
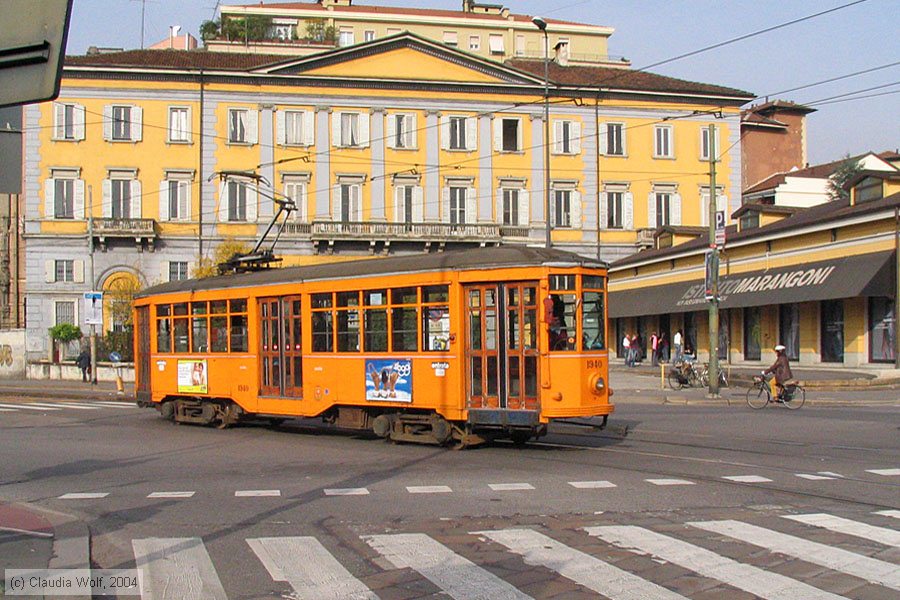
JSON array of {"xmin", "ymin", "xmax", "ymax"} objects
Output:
[
  {"xmin": 827, "ymin": 155, "xmax": 862, "ymax": 201},
  {"xmin": 304, "ymin": 19, "xmax": 337, "ymax": 43},
  {"xmin": 199, "ymin": 20, "xmax": 219, "ymax": 42},
  {"xmin": 194, "ymin": 239, "xmax": 252, "ymax": 279},
  {"xmin": 202, "ymin": 15, "xmax": 275, "ymax": 43}
]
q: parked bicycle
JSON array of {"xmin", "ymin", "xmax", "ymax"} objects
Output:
[
  {"xmin": 668, "ymin": 360, "xmax": 728, "ymax": 390},
  {"xmin": 746, "ymin": 374, "xmax": 805, "ymax": 409}
]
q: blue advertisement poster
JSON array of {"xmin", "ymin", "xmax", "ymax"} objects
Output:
[{"xmin": 365, "ymin": 359, "xmax": 412, "ymax": 403}]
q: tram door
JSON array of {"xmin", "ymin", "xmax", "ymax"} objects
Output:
[
  {"xmin": 465, "ymin": 283, "xmax": 540, "ymax": 410},
  {"xmin": 258, "ymin": 296, "xmax": 303, "ymax": 397}
]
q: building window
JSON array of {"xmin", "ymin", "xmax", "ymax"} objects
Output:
[
  {"xmin": 554, "ymin": 189, "xmax": 571, "ymax": 228},
  {"xmin": 53, "ymin": 178, "xmax": 75, "ymax": 219},
  {"xmin": 394, "ymin": 181, "xmax": 422, "ymax": 224},
  {"xmin": 227, "ymin": 181, "xmax": 247, "ymax": 221},
  {"xmin": 162, "ymin": 176, "xmax": 191, "ymax": 221},
  {"xmin": 553, "ymin": 120, "xmax": 580, "ymax": 155},
  {"xmin": 449, "ymin": 186, "xmax": 467, "ymax": 225},
  {"xmin": 339, "ymin": 183, "xmax": 361, "ymax": 222},
  {"xmin": 502, "ymin": 189, "xmax": 519, "ymax": 226},
  {"xmin": 442, "ymin": 31, "xmax": 458, "ymax": 47},
  {"xmin": 499, "ymin": 118, "xmax": 521, "ymax": 152},
  {"xmin": 277, "ymin": 109, "xmax": 313, "ymax": 147},
  {"xmin": 740, "ymin": 213, "xmax": 759, "ymax": 230},
  {"xmin": 603, "ymin": 123, "xmax": 625, "ymax": 156},
  {"xmin": 111, "ymin": 179, "xmax": 132, "ymax": 219},
  {"xmin": 284, "ymin": 110, "xmax": 304, "ymax": 146},
  {"xmin": 112, "ymin": 105, "xmax": 132, "ymax": 141},
  {"xmin": 283, "ymin": 176, "xmax": 309, "ymax": 222},
  {"xmin": 488, "ymin": 34, "xmax": 504, "ymax": 54},
  {"xmin": 701, "ymin": 126, "xmax": 720, "ymax": 161},
  {"xmin": 168, "ymin": 107, "xmax": 190, "ymax": 143},
  {"xmin": 338, "ymin": 28, "xmax": 354, "ymax": 47},
  {"xmin": 654, "ymin": 125, "xmax": 673, "ymax": 158},
  {"xmin": 855, "ymin": 177, "xmax": 884, "ymax": 203},
  {"xmin": 821, "ymin": 300, "xmax": 844, "ymax": 363},
  {"xmin": 229, "ymin": 108, "xmax": 249, "ymax": 143},
  {"xmin": 364, "ymin": 30, "xmax": 375, "ymax": 42},
  {"xmin": 390, "ymin": 113, "xmax": 416, "ymax": 149},
  {"xmin": 469, "ymin": 35, "xmax": 480, "ymax": 51},
  {"xmin": 606, "ymin": 191, "xmax": 623, "ymax": 229},
  {"xmin": 55, "ymin": 260, "xmax": 74, "ymax": 283},
  {"xmin": 53, "ymin": 103, "xmax": 84, "ymax": 141},
  {"xmin": 337, "ymin": 112, "xmax": 364, "ymax": 147},
  {"xmin": 169, "ymin": 261, "xmax": 189, "ymax": 282},
  {"xmin": 869, "ymin": 297, "xmax": 895, "ymax": 363},
  {"xmin": 655, "ymin": 192, "xmax": 671, "ymax": 226},
  {"xmin": 55, "ymin": 301, "xmax": 76, "ymax": 325},
  {"xmin": 743, "ymin": 306, "xmax": 761, "ymax": 361},
  {"xmin": 779, "ymin": 303, "xmax": 800, "ymax": 361},
  {"xmin": 448, "ymin": 116, "xmax": 469, "ymax": 150}
]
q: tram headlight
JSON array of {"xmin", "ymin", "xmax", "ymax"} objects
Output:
[{"xmin": 591, "ymin": 375, "xmax": 606, "ymax": 394}]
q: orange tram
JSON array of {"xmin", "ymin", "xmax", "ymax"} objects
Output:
[{"xmin": 133, "ymin": 247, "xmax": 613, "ymax": 447}]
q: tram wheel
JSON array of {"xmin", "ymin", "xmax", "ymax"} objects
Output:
[{"xmin": 510, "ymin": 430, "xmax": 531, "ymax": 446}]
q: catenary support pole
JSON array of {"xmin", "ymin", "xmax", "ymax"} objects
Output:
[
  {"xmin": 88, "ymin": 185, "xmax": 97, "ymax": 385},
  {"xmin": 895, "ymin": 206, "xmax": 899, "ymax": 368},
  {"xmin": 707, "ymin": 124, "xmax": 719, "ymax": 396}
]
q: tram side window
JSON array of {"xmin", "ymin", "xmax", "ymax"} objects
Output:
[
  {"xmin": 391, "ymin": 287, "xmax": 419, "ymax": 352},
  {"xmin": 156, "ymin": 305, "xmax": 172, "ymax": 352},
  {"xmin": 548, "ymin": 275, "xmax": 576, "ymax": 351},
  {"xmin": 312, "ymin": 293, "xmax": 334, "ymax": 352},
  {"xmin": 336, "ymin": 291, "xmax": 361, "ymax": 352},
  {"xmin": 582, "ymin": 291, "xmax": 605, "ymax": 350},
  {"xmin": 173, "ymin": 303, "xmax": 189, "ymax": 352},
  {"xmin": 364, "ymin": 289, "xmax": 388, "ymax": 352},
  {"xmin": 209, "ymin": 301, "xmax": 228, "ymax": 353},
  {"xmin": 191, "ymin": 302, "xmax": 209, "ymax": 352},
  {"xmin": 422, "ymin": 285, "xmax": 450, "ymax": 351},
  {"xmin": 229, "ymin": 299, "xmax": 248, "ymax": 352},
  {"xmin": 152, "ymin": 299, "xmax": 247, "ymax": 354}
]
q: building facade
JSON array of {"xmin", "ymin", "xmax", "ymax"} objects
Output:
[
  {"xmin": 609, "ymin": 171, "xmax": 900, "ymax": 368},
  {"xmin": 23, "ymin": 33, "xmax": 750, "ymax": 359}
]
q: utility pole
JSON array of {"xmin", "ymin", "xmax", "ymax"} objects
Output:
[
  {"xmin": 88, "ymin": 185, "xmax": 97, "ymax": 385},
  {"xmin": 895, "ymin": 206, "xmax": 899, "ymax": 368},
  {"xmin": 532, "ymin": 16, "xmax": 551, "ymax": 249},
  {"xmin": 707, "ymin": 124, "xmax": 720, "ymax": 396}
]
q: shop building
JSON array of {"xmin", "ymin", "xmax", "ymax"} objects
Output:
[{"xmin": 609, "ymin": 169, "xmax": 900, "ymax": 368}]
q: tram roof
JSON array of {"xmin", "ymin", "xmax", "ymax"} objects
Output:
[{"xmin": 137, "ymin": 246, "xmax": 606, "ymax": 299}]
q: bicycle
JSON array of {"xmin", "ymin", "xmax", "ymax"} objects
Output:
[
  {"xmin": 667, "ymin": 360, "xmax": 703, "ymax": 390},
  {"xmin": 746, "ymin": 375, "xmax": 805, "ymax": 409}
]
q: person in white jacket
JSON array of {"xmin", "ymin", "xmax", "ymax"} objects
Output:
[{"xmin": 673, "ymin": 330, "xmax": 683, "ymax": 363}]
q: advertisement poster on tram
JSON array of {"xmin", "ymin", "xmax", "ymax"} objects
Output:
[
  {"xmin": 365, "ymin": 359, "xmax": 412, "ymax": 402},
  {"xmin": 177, "ymin": 359, "xmax": 208, "ymax": 394}
]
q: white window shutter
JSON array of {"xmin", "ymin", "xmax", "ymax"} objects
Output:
[
  {"xmin": 386, "ymin": 115, "xmax": 397, "ymax": 150},
  {"xmin": 45, "ymin": 260, "xmax": 55, "ymax": 283},
  {"xmin": 184, "ymin": 106, "xmax": 193, "ymax": 144},
  {"xmin": 44, "ymin": 179, "xmax": 55, "ymax": 217},
  {"xmin": 647, "ymin": 193, "xmax": 656, "ymax": 228},
  {"xmin": 466, "ymin": 117, "xmax": 477, "ymax": 151},
  {"xmin": 599, "ymin": 192, "xmax": 608, "ymax": 230},
  {"xmin": 672, "ymin": 193, "xmax": 682, "ymax": 225},
  {"xmin": 160, "ymin": 262, "xmax": 170, "ymax": 282},
  {"xmin": 74, "ymin": 105, "xmax": 86, "ymax": 141},
  {"xmin": 159, "ymin": 181, "xmax": 169, "ymax": 221},
  {"xmin": 717, "ymin": 194, "xmax": 728, "ymax": 213},
  {"xmin": 130, "ymin": 180, "xmax": 142, "ymax": 218},
  {"xmin": 132, "ymin": 106, "xmax": 143, "ymax": 141},
  {"xmin": 74, "ymin": 179, "xmax": 85, "ymax": 219},
  {"xmin": 571, "ymin": 121, "xmax": 581, "ymax": 154},
  {"xmin": 247, "ymin": 185, "xmax": 258, "ymax": 222},
  {"xmin": 180, "ymin": 181, "xmax": 191, "ymax": 220},
  {"xmin": 358, "ymin": 112, "xmax": 370, "ymax": 148},
  {"xmin": 331, "ymin": 186, "xmax": 340, "ymax": 220},
  {"xmin": 624, "ymin": 192, "xmax": 634, "ymax": 230},
  {"xmin": 217, "ymin": 182, "xmax": 228, "ymax": 222},
  {"xmin": 102, "ymin": 105, "xmax": 112, "ymax": 141},
  {"xmin": 571, "ymin": 191, "xmax": 582, "ymax": 229},
  {"xmin": 412, "ymin": 187, "xmax": 424, "ymax": 222},
  {"xmin": 496, "ymin": 189, "xmax": 503, "ymax": 223},
  {"xmin": 299, "ymin": 183, "xmax": 309, "ymax": 221},
  {"xmin": 407, "ymin": 113, "xmax": 417, "ymax": 148},
  {"xmin": 53, "ymin": 103, "xmax": 64, "ymax": 139},
  {"xmin": 441, "ymin": 187, "xmax": 450, "ymax": 222},
  {"xmin": 303, "ymin": 110, "xmax": 315, "ymax": 146},
  {"xmin": 516, "ymin": 118, "xmax": 523, "ymax": 151},
  {"xmin": 466, "ymin": 187, "xmax": 476, "ymax": 224},
  {"xmin": 247, "ymin": 110, "xmax": 259, "ymax": 145},
  {"xmin": 73, "ymin": 260, "xmax": 84, "ymax": 283},
  {"xmin": 102, "ymin": 179, "xmax": 112, "ymax": 218},
  {"xmin": 332, "ymin": 112, "xmax": 341, "ymax": 147},
  {"xmin": 393, "ymin": 186, "xmax": 402, "ymax": 221},
  {"xmin": 353, "ymin": 185, "xmax": 362, "ymax": 220},
  {"xmin": 621, "ymin": 126, "xmax": 627, "ymax": 155},
  {"xmin": 552, "ymin": 121, "xmax": 563, "ymax": 154},
  {"xmin": 493, "ymin": 118, "xmax": 503, "ymax": 152},
  {"xmin": 440, "ymin": 117, "xmax": 450, "ymax": 150},
  {"xmin": 599, "ymin": 123, "xmax": 608, "ymax": 154},
  {"xmin": 275, "ymin": 110, "xmax": 285, "ymax": 145},
  {"xmin": 518, "ymin": 190, "xmax": 530, "ymax": 226}
]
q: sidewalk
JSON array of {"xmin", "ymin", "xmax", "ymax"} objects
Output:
[{"xmin": 0, "ymin": 377, "xmax": 134, "ymax": 402}]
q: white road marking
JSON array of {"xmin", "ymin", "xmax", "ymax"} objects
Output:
[
  {"xmin": 477, "ymin": 528, "xmax": 687, "ymax": 599},
  {"xmin": 0, "ymin": 408, "xmax": 16, "ymax": 412},
  {"xmin": 817, "ymin": 471, "xmax": 845, "ymax": 478},
  {"xmin": 568, "ymin": 480, "xmax": 617, "ymax": 489},
  {"xmin": 0, "ymin": 403, "xmax": 60, "ymax": 411},
  {"xmin": 783, "ymin": 513, "xmax": 900, "ymax": 548},
  {"xmin": 586, "ymin": 525, "xmax": 847, "ymax": 600},
  {"xmin": 323, "ymin": 488, "xmax": 369, "ymax": 496},
  {"xmin": 54, "ymin": 401, "xmax": 112, "ymax": 409},
  {"xmin": 645, "ymin": 478, "xmax": 695, "ymax": 486},
  {"xmin": 795, "ymin": 473, "xmax": 836, "ymax": 480},
  {"xmin": 406, "ymin": 485, "xmax": 452, "ymax": 494},
  {"xmin": 488, "ymin": 483, "xmax": 534, "ymax": 491},
  {"xmin": 235, "ymin": 490, "xmax": 281, "ymax": 497},
  {"xmin": 27, "ymin": 402, "xmax": 99, "ymax": 410},
  {"xmin": 58, "ymin": 492, "xmax": 109, "ymax": 499},
  {"xmin": 723, "ymin": 475, "xmax": 773, "ymax": 483},
  {"xmin": 133, "ymin": 537, "xmax": 227, "ymax": 600},
  {"xmin": 691, "ymin": 519, "xmax": 900, "ymax": 591},
  {"xmin": 92, "ymin": 401, "xmax": 137, "ymax": 407},
  {"xmin": 867, "ymin": 468, "xmax": 900, "ymax": 476},
  {"xmin": 364, "ymin": 533, "xmax": 531, "ymax": 599},
  {"xmin": 248, "ymin": 536, "xmax": 378, "ymax": 600},
  {"xmin": 874, "ymin": 510, "xmax": 900, "ymax": 519},
  {"xmin": 147, "ymin": 492, "xmax": 196, "ymax": 499}
]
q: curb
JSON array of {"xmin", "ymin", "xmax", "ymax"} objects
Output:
[{"xmin": 0, "ymin": 386, "xmax": 132, "ymax": 402}]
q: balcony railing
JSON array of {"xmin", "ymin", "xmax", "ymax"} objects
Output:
[
  {"xmin": 279, "ymin": 221, "xmax": 536, "ymax": 243},
  {"xmin": 94, "ymin": 218, "xmax": 157, "ymax": 237},
  {"xmin": 636, "ymin": 228, "xmax": 656, "ymax": 247}
]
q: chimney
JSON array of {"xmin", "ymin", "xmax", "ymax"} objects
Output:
[{"xmin": 554, "ymin": 40, "xmax": 569, "ymax": 67}]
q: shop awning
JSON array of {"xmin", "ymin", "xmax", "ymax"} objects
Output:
[{"xmin": 609, "ymin": 250, "xmax": 895, "ymax": 318}]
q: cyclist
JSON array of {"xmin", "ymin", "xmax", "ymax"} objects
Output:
[{"xmin": 763, "ymin": 344, "xmax": 796, "ymax": 401}]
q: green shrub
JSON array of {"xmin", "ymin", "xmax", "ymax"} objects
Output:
[{"xmin": 48, "ymin": 323, "xmax": 83, "ymax": 344}]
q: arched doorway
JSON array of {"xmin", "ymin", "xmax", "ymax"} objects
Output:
[{"xmin": 102, "ymin": 271, "xmax": 142, "ymax": 334}]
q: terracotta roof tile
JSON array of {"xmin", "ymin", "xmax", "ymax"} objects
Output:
[{"xmin": 65, "ymin": 49, "xmax": 287, "ymax": 70}]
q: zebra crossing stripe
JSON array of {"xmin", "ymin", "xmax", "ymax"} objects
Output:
[
  {"xmin": 407, "ymin": 486, "xmax": 452, "ymax": 494},
  {"xmin": 248, "ymin": 537, "xmax": 377, "ymax": 600},
  {"xmin": 133, "ymin": 537, "xmax": 227, "ymax": 600},
  {"xmin": 364, "ymin": 533, "xmax": 531, "ymax": 600},
  {"xmin": 874, "ymin": 510, "xmax": 900, "ymax": 519},
  {"xmin": 94, "ymin": 401, "xmax": 137, "ymax": 407},
  {"xmin": 58, "ymin": 492, "xmax": 109, "ymax": 499},
  {"xmin": 323, "ymin": 488, "xmax": 369, "ymax": 496},
  {"xmin": 723, "ymin": 475, "xmax": 773, "ymax": 483},
  {"xmin": 867, "ymin": 468, "xmax": 900, "ymax": 476},
  {"xmin": 488, "ymin": 483, "xmax": 534, "ymax": 491},
  {"xmin": 795, "ymin": 473, "xmax": 836, "ymax": 480},
  {"xmin": 54, "ymin": 402, "xmax": 110, "ymax": 409},
  {"xmin": 27, "ymin": 402, "xmax": 99, "ymax": 410},
  {"xmin": 476, "ymin": 528, "xmax": 687, "ymax": 600},
  {"xmin": 235, "ymin": 490, "xmax": 281, "ymax": 497},
  {"xmin": 147, "ymin": 492, "xmax": 195, "ymax": 499},
  {"xmin": 690, "ymin": 519, "xmax": 900, "ymax": 591},
  {"xmin": 568, "ymin": 480, "xmax": 617, "ymax": 489},
  {"xmin": 783, "ymin": 513, "xmax": 900, "ymax": 548},
  {"xmin": 585, "ymin": 525, "xmax": 847, "ymax": 600},
  {"xmin": 0, "ymin": 407, "xmax": 16, "ymax": 411},
  {"xmin": 0, "ymin": 403, "xmax": 60, "ymax": 411},
  {"xmin": 645, "ymin": 478, "xmax": 694, "ymax": 486}
]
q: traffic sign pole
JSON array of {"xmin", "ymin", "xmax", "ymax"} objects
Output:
[{"xmin": 707, "ymin": 124, "xmax": 720, "ymax": 396}]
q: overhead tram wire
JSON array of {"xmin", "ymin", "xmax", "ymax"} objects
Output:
[
  {"xmin": 805, "ymin": 88, "xmax": 900, "ymax": 108},
  {"xmin": 760, "ymin": 60, "xmax": 900, "ymax": 99}
]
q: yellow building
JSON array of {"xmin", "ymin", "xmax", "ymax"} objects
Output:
[
  {"xmin": 23, "ymin": 32, "xmax": 750, "ymax": 358},
  {"xmin": 609, "ymin": 171, "xmax": 900, "ymax": 368},
  {"xmin": 208, "ymin": 0, "xmax": 623, "ymax": 68}
]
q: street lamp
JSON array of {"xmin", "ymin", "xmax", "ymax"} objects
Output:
[{"xmin": 532, "ymin": 16, "xmax": 551, "ymax": 249}]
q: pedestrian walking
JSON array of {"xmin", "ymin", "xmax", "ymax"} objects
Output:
[
  {"xmin": 659, "ymin": 332, "xmax": 669, "ymax": 362},
  {"xmin": 622, "ymin": 333, "xmax": 632, "ymax": 366},
  {"xmin": 650, "ymin": 331, "xmax": 659, "ymax": 366},
  {"xmin": 633, "ymin": 333, "xmax": 643, "ymax": 364},
  {"xmin": 673, "ymin": 329, "xmax": 683, "ymax": 363},
  {"xmin": 76, "ymin": 347, "xmax": 91, "ymax": 382}
]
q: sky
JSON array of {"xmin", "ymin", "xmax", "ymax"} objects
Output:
[{"xmin": 64, "ymin": 0, "xmax": 899, "ymax": 165}]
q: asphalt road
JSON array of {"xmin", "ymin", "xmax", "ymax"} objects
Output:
[{"xmin": 0, "ymin": 397, "xmax": 897, "ymax": 599}]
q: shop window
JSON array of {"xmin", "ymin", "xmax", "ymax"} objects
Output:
[
  {"xmin": 743, "ymin": 306, "xmax": 761, "ymax": 361},
  {"xmin": 820, "ymin": 300, "xmax": 844, "ymax": 363},
  {"xmin": 868, "ymin": 297, "xmax": 895, "ymax": 363},
  {"xmin": 779, "ymin": 303, "xmax": 800, "ymax": 361}
]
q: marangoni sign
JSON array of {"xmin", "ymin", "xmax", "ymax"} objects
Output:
[{"xmin": 677, "ymin": 265, "xmax": 837, "ymax": 307}]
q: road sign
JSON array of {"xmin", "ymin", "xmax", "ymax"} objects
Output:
[
  {"xmin": 83, "ymin": 291, "xmax": 103, "ymax": 326},
  {"xmin": 715, "ymin": 210, "xmax": 726, "ymax": 247}
]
